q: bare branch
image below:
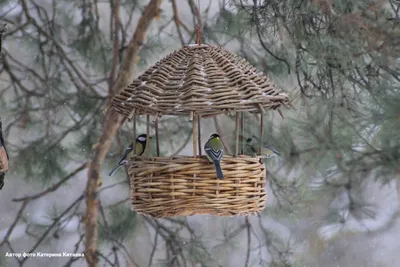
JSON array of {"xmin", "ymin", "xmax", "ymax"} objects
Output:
[
  {"xmin": 109, "ymin": 0, "xmax": 120, "ymax": 96},
  {"xmin": 171, "ymin": 0, "xmax": 186, "ymax": 45}
]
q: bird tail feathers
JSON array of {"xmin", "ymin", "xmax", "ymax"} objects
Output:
[
  {"xmin": 109, "ymin": 164, "xmax": 123, "ymax": 176},
  {"xmin": 214, "ymin": 161, "xmax": 224, "ymax": 179}
]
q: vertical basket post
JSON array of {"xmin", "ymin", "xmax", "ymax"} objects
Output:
[
  {"xmin": 191, "ymin": 112, "xmax": 197, "ymax": 157},
  {"xmin": 197, "ymin": 115, "xmax": 202, "ymax": 156},
  {"xmin": 155, "ymin": 115, "xmax": 160, "ymax": 157},
  {"xmin": 146, "ymin": 114, "xmax": 150, "ymax": 157},
  {"xmin": 240, "ymin": 112, "xmax": 244, "ymax": 154},
  {"xmin": 191, "ymin": 112, "xmax": 197, "ymax": 193},
  {"xmin": 131, "ymin": 110, "xmax": 137, "ymax": 154},
  {"xmin": 259, "ymin": 105, "xmax": 265, "ymax": 154},
  {"xmin": 130, "ymin": 111, "xmax": 137, "ymax": 202},
  {"xmin": 235, "ymin": 112, "xmax": 240, "ymax": 156}
]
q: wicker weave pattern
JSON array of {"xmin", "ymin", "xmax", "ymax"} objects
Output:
[
  {"xmin": 111, "ymin": 44, "xmax": 290, "ymax": 117},
  {"xmin": 129, "ymin": 155, "xmax": 267, "ymax": 218}
]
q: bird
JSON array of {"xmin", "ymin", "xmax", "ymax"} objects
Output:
[
  {"xmin": 109, "ymin": 134, "xmax": 149, "ymax": 176},
  {"xmin": 0, "ymin": 119, "xmax": 9, "ymax": 190},
  {"xmin": 204, "ymin": 133, "xmax": 224, "ymax": 179},
  {"xmin": 245, "ymin": 135, "xmax": 282, "ymax": 158}
]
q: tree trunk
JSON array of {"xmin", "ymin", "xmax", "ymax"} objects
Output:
[{"xmin": 84, "ymin": 1, "xmax": 163, "ymax": 266}]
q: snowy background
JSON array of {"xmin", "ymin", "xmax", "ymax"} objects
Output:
[{"xmin": 1, "ymin": 0, "xmax": 400, "ymax": 266}]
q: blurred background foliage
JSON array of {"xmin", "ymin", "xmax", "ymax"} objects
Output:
[{"xmin": 0, "ymin": 0, "xmax": 400, "ymax": 266}]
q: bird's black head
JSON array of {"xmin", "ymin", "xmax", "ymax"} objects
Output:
[
  {"xmin": 136, "ymin": 134, "xmax": 148, "ymax": 143},
  {"xmin": 210, "ymin": 133, "xmax": 220, "ymax": 139},
  {"xmin": 246, "ymin": 135, "xmax": 258, "ymax": 144}
]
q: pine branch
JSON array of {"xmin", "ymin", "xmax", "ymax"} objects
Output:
[
  {"xmin": 0, "ymin": 201, "xmax": 28, "ymax": 248},
  {"xmin": 84, "ymin": 1, "xmax": 163, "ymax": 266},
  {"xmin": 19, "ymin": 195, "xmax": 85, "ymax": 266},
  {"xmin": 12, "ymin": 162, "xmax": 88, "ymax": 202},
  {"xmin": 147, "ymin": 230, "xmax": 159, "ymax": 267},
  {"xmin": 244, "ymin": 217, "xmax": 252, "ymax": 267},
  {"xmin": 0, "ymin": 23, "xmax": 5, "ymax": 54}
]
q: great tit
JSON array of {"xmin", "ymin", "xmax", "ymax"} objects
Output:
[
  {"xmin": 204, "ymin": 133, "xmax": 224, "ymax": 179},
  {"xmin": 245, "ymin": 136, "xmax": 282, "ymax": 158},
  {"xmin": 109, "ymin": 134, "xmax": 149, "ymax": 176}
]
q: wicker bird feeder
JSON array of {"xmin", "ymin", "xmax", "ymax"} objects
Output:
[{"xmin": 110, "ymin": 44, "xmax": 291, "ymax": 218}]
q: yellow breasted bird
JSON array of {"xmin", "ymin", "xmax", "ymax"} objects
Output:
[
  {"xmin": 204, "ymin": 133, "xmax": 224, "ymax": 179},
  {"xmin": 109, "ymin": 134, "xmax": 149, "ymax": 176}
]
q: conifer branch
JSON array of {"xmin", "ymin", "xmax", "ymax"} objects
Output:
[
  {"xmin": 0, "ymin": 23, "xmax": 5, "ymax": 54},
  {"xmin": 244, "ymin": 217, "xmax": 251, "ymax": 267},
  {"xmin": 12, "ymin": 162, "xmax": 88, "ymax": 202}
]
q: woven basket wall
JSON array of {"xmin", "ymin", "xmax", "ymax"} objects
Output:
[{"xmin": 129, "ymin": 155, "xmax": 267, "ymax": 218}]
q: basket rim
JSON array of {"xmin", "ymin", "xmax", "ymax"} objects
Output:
[
  {"xmin": 128, "ymin": 154, "xmax": 266, "ymax": 164},
  {"xmin": 129, "ymin": 154, "xmax": 264, "ymax": 159}
]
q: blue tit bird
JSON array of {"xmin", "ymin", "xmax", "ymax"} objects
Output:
[
  {"xmin": 109, "ymin": 134, "xmax": 149, "ymax": 176},
  {"xmin": 245, "ymin": 136, "xmax": 282, "ymax": 158},
  {"xmin": 204, "ymin": 133, "xmax": 224, "ymax": 179}
]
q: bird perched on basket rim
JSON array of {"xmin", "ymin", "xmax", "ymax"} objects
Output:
[
  {"xmin": 204, "ymin": 133, "xmax": 224, "ymax": 179},
  {"xmin": 245, "ymin": 135, "xmax": 282, "ymax": 158},
  {"xmin": 109, "ymin": 134, "xmax": 150, "ymax": 176}
]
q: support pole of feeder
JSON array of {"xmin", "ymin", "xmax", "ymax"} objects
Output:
[
  {"xmin": 191, "ymin": 112, "xmax": 197, "ymax": 157},
  {"xmin": 132, "ymin": 112, "xmax": 136, "ymax": 154},
  {"xmin": 259, "ymin": 105, "xmax": 265, "ymax": 155},
  {"xmin": 240, "ymin": 112, "xmax": 244, "ymax": 154},
  {"xmin": 146, "ymin": 114, "xmax": 150, "ymax": 157},
  {"xmin": 155, "ymin": 115, "xmax": 160, "ymax": 157},
  {"xmin": 197, "ymin": 114, "xmax": 202, "ymax": 156},
  {"xmin": 235, "ymin": 112, "xmax": 240, "ymax": 156}
]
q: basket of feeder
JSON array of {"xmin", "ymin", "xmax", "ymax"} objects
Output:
[{"xmin": 109, "ymin": 43, "xmax": 291, "ymax": 218}]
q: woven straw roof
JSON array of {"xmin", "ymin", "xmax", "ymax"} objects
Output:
[{"xmin": 111, "ymin": 44, "xmax": 290, "ymax": 117}]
